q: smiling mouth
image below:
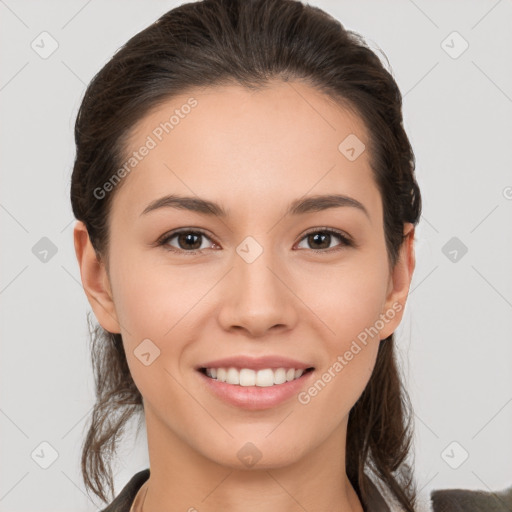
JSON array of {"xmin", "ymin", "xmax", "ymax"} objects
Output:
[{"xmin": 198, "ymin": 367, "xmax": 315, "ymax": 387}]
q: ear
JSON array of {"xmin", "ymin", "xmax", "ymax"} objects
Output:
[
  {"xmin": 73, "ymin": 221, "xmax": 121, "ymax": 334},
  {"xmin": 378, "ymin": 223, "xmax": 416, "ymax": 340}
]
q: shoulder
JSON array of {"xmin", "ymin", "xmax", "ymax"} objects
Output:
[
  {"xmin": 101, "ymin": 468, "xmax": 150, "ymax": 512},
  {"xmin": 430, "ymin": 485, "xmax": 512, "ymax": 512}
]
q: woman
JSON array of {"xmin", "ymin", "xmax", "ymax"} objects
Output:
[{"xmin": 71, "ymin": 0, "xmax": 423, "ymax": 510}]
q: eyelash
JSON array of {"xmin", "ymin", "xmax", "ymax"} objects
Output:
[{"xmin": 156, "ymin": 227, "xmax": 355, "ymax": 256}]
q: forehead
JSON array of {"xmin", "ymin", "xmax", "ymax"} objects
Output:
[{"xmin": 113, "ymin": 80, "xmax": 381, "ymax": 225}]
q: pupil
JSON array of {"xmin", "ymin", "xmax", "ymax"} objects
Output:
[
  {"xmin": 310, "ymin": 232, "xmax": 329, "ymax": 249},
  {"xmin": 180, "ymin": 233, "xmax": 201, "ymax": 250}
]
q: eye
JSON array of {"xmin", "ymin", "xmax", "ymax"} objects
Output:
[
  {"xmin": 156, "ymin": 227, "xmax": 354, "ymax": 256},
  {"xmin": 295, "ymin": 228, "xmax": 354, "ymax": 253},
  {"xmin": 157, "ymin": 229, "xmax": 218, "ymax": 255}
]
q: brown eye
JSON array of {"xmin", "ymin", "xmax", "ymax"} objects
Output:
[
  {"xmin": 296, "ymin": 229, "xmax": 353, "ymax": 253},
  {"xmin": 158, "ymin": 229, "xmax": 217, "ymax": 254},
  {"xmin": 175, "ymin": 232, "xmax": 203, "ymax": 250}
]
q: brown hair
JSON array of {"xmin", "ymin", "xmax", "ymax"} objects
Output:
[{"xmin": 70, "ymin": 0, "xmax": 422, "ymax": 509}]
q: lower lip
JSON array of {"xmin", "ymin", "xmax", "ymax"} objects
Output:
[{"xmin": 197, "ymin": 369, "xmax": 315, "ymax": 410}]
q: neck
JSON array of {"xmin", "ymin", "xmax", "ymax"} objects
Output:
[{"xmin": 140, "ymin": 406, "xmax": 364, "ymax": 512}]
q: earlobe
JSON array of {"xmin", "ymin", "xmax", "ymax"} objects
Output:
[
  {"xmin": 73, "ymin": 221, "xmax": 121, "ymax": 334},
  {"xmin": 379, "ymin": 223, "xmax": 416, "ymax": 340}
]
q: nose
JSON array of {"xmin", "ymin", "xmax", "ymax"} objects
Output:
[{"xmin": 217, "ymin": 245, "xmax": 298, "ymax": 338}]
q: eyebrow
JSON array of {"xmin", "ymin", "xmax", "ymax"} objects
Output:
[{"xmin": 140, "ymin": 193, "xmax": 370, "ymax": 219}]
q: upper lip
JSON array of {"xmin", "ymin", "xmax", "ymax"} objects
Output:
[{"xmin": 196, "ymin": 355, "xmax": 315, "ymax": 371}]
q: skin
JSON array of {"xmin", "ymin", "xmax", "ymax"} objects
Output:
[{"xmin": 74, "ymin": 80, "xmax": 415, "ymax": 512}]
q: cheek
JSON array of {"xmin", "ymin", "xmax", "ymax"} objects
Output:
[
  {"xmin": 298, "ymin": 255, "xmax": 388, "ymax": 393},
  {"xmin": 110, "ymin": 263, "xmax": 191, "ymax": 410},
  {"xmin": 108, "ymin": 254, "xmax": 215, "ymax": 387},
  {"xmin": 295, "ymin": 263, "xmax": 388, "ymax": 432},
  {"xmin": 109, "ymin": 249, "xmax": 203, "ymax": 339},
  {"xmin": 301, "ymin": 256, "xmax": 390, "ymax": 346}
]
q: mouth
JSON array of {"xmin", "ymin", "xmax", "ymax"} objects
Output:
[
  {"xmin": 197, "ymin": 366, "xmax": 315, "ymax": 387},
  {"xmin": 196, "ymin": 364, "xmax": 316, "ymax": 410}
]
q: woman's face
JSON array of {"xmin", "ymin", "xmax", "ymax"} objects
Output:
[{"xmin": 76, "ymin": 80, "xmax": 414, "ymax": 471}]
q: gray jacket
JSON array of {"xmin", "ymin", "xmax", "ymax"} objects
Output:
[{"xmin": 101, "ymin": 469, "xmax": 512, "ymax": 511}]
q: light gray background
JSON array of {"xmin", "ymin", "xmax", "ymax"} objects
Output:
[{"xmin": 1, "ymin": 0, "xmax": 511, "ymax": 511}]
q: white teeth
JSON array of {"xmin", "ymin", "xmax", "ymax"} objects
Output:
[
  {"xmin": 226, "ymin": 367, "xmax": 239, "ymax": 385},
  {"xmin": 204, "ymin": 367, "xmax": 307, "ymax": 386}
]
